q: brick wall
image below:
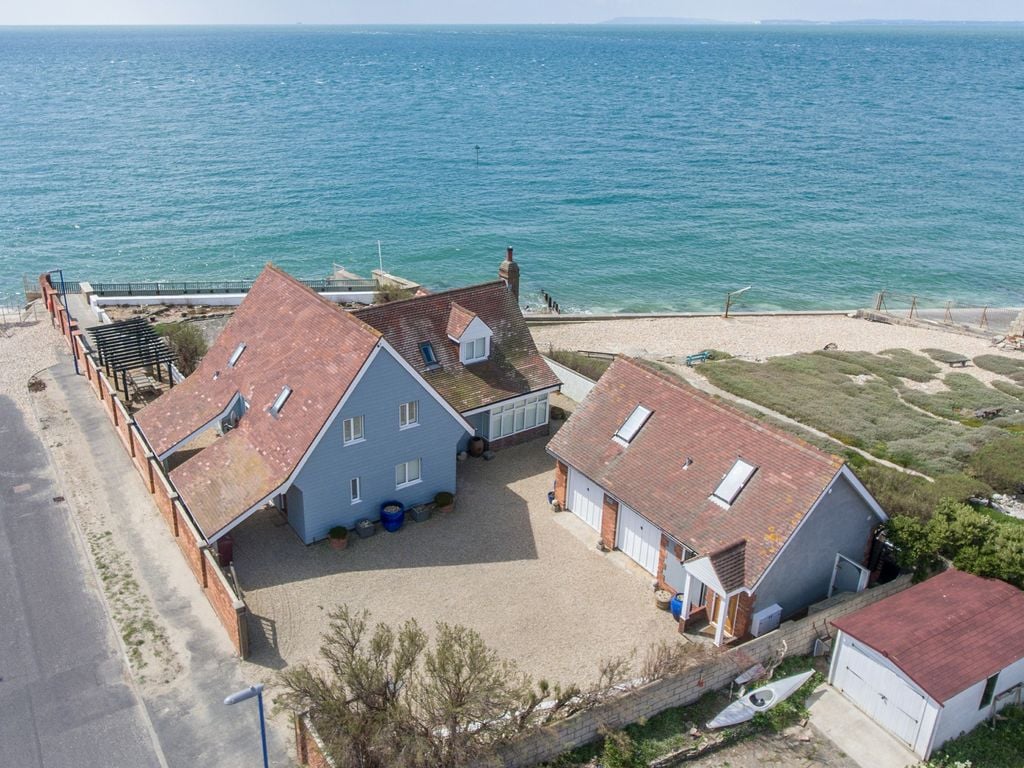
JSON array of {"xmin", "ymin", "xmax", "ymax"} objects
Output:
[
  {"xmin": 600, "ymin": 494, "xmax": 619, "ymax": 551},
  {"xmin": 295, "ymin": 715, "xmax": 337, "ymax": 768},
  {"xmin": 554, "ymin": 460, "xmax": 568, "ymax": 507},
  {"xmin": 489, "ymin": 422, "xmax": 551, "ymax": 451},
  {"xmin": 38, "ymin": 274, "xmax": 250, "ymax": 658}
]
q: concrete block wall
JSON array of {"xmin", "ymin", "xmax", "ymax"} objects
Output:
[{"xmin": 39, "ymin": 274, "xmax": 250, "ymax": 658}]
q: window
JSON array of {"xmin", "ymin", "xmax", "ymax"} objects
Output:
[
  {"xmin": 980, "ymin": 673, "xmax": 1000, "ymax": 709},
  {"xmin": 343, "ymin": 415, "xmax": 364, "ymax": 444},
  {"xmin": 395, "ymin": 458, "xmax": 422, "ymax": 488},
  {"xmin": 712, "ymin": 459, "xmax": 758, "ymax": 505},
  {"xmin": 228, "ymin": 343, "xmax": 246, "ymax": 367},
  {"xmin": 614, "ymin": 405, "xmax": 652, "ymax": 444},
  {"xmin": 461, "ymin": 337, "xmax": 487, "ymax": 363},
  {"xmin": 350, "ymin": 477, "xmax": 361, "ymax": 504},
  {"xmin": 420, "ymin": 342, "xmax": 438, "ymax": 366},
  {"xmin": 270, "ymin": 386, "xmax": 291, "ymax": 416},
  {"xmin": 399, "ymin": 400, "xmax": 419, "ymax": 428},
  {"xmin": 489, "ymin": 393, "xmax": 549, "ymax": 439}
]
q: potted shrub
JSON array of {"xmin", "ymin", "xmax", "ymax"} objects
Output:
[
  {"xmin": 355, "ymin": 518, "xmax": 376, "ymax": 539},
  {"xmin": 328, "ymin": 526, "xmax": 349, "ymax": 550},
  {"xmin": 434, "ymin": 491, "xmax": 455, "ymax": 513}
]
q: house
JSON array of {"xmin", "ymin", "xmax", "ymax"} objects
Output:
[
  {"xmin": 135, "ymin": 265, "xmax": 472, "ymax": 545},
  {"xmin": 354, "ymin": 248, "xmax": 561, "ymax": 450},
  {"xmin": 829, "ymin": 569, "xmax": 1024, "ymax": 758},
  {"xmin": 546, "ymin": 356, "xmax": 887, "ymax": 646}
]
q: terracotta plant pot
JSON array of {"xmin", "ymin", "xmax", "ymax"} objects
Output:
[
  {"xmin": 468, "ymin": 437, "xmax": 485, "ymax": 457},
  {"xmin": 435, "ymin": 491, "xmax": 455, "ymax": 513},
  {"xmin": 328, "ymin": 525, "xmax": 349, "ymax": 550}
]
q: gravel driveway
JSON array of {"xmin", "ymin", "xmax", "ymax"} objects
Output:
[{"xmin": 232, "ymin": 432, "xmax": 685, "ymax": 686}]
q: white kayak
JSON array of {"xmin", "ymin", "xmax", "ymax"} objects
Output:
[{"xmin": 706, "ymin": 670, "xmax": 814, "ymax": 729}]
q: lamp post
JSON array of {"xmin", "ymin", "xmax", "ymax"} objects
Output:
[
  {"xmin": 47, "ymin": 268, "xmax": 79, "ymax": 374},
  {"xmin": 723, "ymin": 285, "xmax": 752, "ymax": 319},
  {"xmin": 224, "ymin": 684, "xmax": 269, "ymax": 768}
]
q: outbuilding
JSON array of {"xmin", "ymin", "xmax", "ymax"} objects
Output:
[{"xmin": 829, "ymin": 569, "xmax": 1024, "ymax": 759}]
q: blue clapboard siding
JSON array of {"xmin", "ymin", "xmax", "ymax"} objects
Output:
[
  {"xmin": 290, "ymin": 349, "xmax": 469, "ymax": 544},
  {"xmin": 753, "ymin": 473, "xmax": 883, "ymax": 619},
  {"xmin": 458, "ymin": 411, "xmax": 488, "ymax": 452}
]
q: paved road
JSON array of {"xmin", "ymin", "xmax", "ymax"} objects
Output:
[{"xmin": 0, "ymin": 394, "xmax": 165, "ymax": 767}]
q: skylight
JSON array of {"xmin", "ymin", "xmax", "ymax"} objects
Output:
[
  {"xmin": 270, "ymin": 386, "xmax": 292, "ymax": 416},
  {"xmin": 228, "ymin": 343, "xmax": 246, "ymax": 367},
  {"xmin": 713, "ymin": 459, "xmax": 758, "ymax": 505},
  {"xmin": 420, "ymin": 342, "xmax": 438, "ymax": 366},
  {"xmin": 614, "ymin": 405, "xmax": 652, "ymax": 444}
]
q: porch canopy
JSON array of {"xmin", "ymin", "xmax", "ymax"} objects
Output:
[{"xmin": 672, "ymin": 540, "xmax": 751, "ymax": 647}]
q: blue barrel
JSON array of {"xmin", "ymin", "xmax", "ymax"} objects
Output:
[
  {"xmin": 380, "ymin": 501, "xmax": 405, "ymax": 532},
  {"xmin": 669, "ymin": 593, "xmax": 684, "ymax": 621}
]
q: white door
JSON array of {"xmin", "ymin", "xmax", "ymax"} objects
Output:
[
  {"xmin": 616, "ymin": 503, "xmax": 661, "ymax": 575},
  {"xmin": 834, "ymin": 641, "xmax": 926, "ymax": 748},
  {"xmin": 567, "ymin": 468, "xmax": 603, "ymax": 531}
]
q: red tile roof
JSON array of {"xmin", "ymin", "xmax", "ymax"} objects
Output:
[
  {"xmin": 354, "ymin": 282, "xmax": 559, "ymax": 413},
  {"xmin": 547, "ymin": 356, "xmax": 847, "ymax": 587},
  {"xmin": 445, "ymin": 303, "xmax": 477, "ymax": 340},
  {"xmin": 832, "ymin": 569, "xmax": 1024, "ymax": 703},
  {"xmin": 136, "ymin": 265, "xmax": 381, "ymax": 538},
  {"xmin": 709, "ymin": 541, "xmax": 748, "ymax": 593}
]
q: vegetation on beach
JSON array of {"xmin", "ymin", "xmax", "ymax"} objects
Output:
[{"xmin": 973, "ymin": 354, "xmax": 1024, "ymax": 378}]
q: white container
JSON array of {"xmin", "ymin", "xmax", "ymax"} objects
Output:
[{"xmin": 750, "ymin": 603, "xmax": 783, "ymax": 637}]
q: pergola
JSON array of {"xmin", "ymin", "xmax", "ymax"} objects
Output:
[{"xmin": 88, "ymin": 318, "xmax": 177, "ymax": 396}]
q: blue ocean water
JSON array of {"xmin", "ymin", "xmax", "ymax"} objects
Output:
[{"xmin": 1, "ymin": 25, "xmax": 1022, "ymax": 312}]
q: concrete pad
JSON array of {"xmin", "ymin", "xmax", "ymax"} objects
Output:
[{"xmin": 808, "ymin": 685, "xmax": 919, "ymax": 768}]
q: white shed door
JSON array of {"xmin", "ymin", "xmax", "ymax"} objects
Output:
[
  {"xmin": 616, "ymin": 503, "xmax": 661, "ymax": 575},
  {"xmin": 834, "ymin": 641, "xmax": 926, "ymax": 748},
  {"xmin": 567, "ymin": 469, "xmax": 603, "ymax": 531}
]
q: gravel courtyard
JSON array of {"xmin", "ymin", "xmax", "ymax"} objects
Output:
[{"xmin": 232, "ymin": 429, "xmax": 686, "ymax": 686}]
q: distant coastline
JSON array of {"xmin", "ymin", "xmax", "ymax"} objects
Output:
[{"xmin": 603, "ymin": 17, "xmax": 1024, "ymax": 27}]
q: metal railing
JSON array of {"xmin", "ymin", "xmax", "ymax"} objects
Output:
[{"xmin": 84, "ymin": 277, "xmax": 377, "ymax": 297}]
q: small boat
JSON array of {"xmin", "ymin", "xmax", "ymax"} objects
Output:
[{"xmin": 706, "ymin": 670, "xmax": 814, "ymax": 729}]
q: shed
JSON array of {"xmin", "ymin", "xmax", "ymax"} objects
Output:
[{"xmin": 829, "ymin": 569, "xmax": 1024, "ymax": 759}]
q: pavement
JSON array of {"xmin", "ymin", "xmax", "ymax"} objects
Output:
[
  {"xmin": 808, "ymin": 684, "xmax": 919, "ymax": 768},
  {"xmin": 38, "ymin": 357, "xmax": 292, "ymax": 767},
  {"xmin": 0, "ymin": 394, "xmax": 165, "ymax": 767}
]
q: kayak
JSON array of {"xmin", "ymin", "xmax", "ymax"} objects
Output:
[{"xmin": 706, "ymin": 670, "xmax": 814, "ymax": 729}]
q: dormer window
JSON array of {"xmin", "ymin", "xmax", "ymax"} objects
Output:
[
  {"xmin": 270, "ymin": 386, "xmax": 292, "ymax": 416},
  {"xmin": 447, "ymin": 303, "xmax": 492, "ymax": 365},
  {"xmin": 712, "ymin": 459, "xmax": 758, "ymax": 506},
  {"xmin": 420, "ymin": 342, "xmax": 438, "ymax": 367},
  {"xmin": 461, "ymin": 337, "xmax": 488, "ymax": 363},
  {"xmin": 614, "ymin": 405, "xmax": 652, "ymax": 445},
  {"xmin": 228, "ymin": 343, "xmax": 246, "ymax": 367}
]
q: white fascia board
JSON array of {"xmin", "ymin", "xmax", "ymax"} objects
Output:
[
  {"xmin": 682, "ymin": 556, "xmax": 727, "ymax": 597},
  {"xmin": 378, "ymin": 339, "xmax": 474, "ymax": 434},
  {"xmin": 155, "ymin": 391, "xmax": 242, "ymax": 462},
  {"xmin": 839, "ymin": 464, "xmax": 888, "ymax": 521},
  {"xmin": 461, "ymin": 385, "xmax": 561, "ymax": 417}
]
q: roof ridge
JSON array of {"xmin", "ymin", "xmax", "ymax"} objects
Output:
[
  {"xmin": 261, "ymin": 263, "xmax": 382, "ymax": 340},
  {"xmin": 356, "ymin": 280, "xmax": 506, "ymax": 312},
  {"xmin": 622, "ymin": 356, "xmax": 843, "ymax": 470}
]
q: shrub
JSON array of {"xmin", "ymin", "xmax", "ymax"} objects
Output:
[
  {"xmin": 434, "ymin": 491, "xmax": 454, "ymax": 507},
  {"xmin": 856, "ymin": 465, "xmax": 992, "ymax": 521},
  {"xmin": 922, "ymin": 348, "xmax": 967, "ymax": 364},
  {"xmin": 328, "ymin": 526, "xmax": 347, "ymax": 540},
  {"xmin": 901, "ymin": 373, "xmax": 1024, "ymax": 423},
  {"xmin": 155, "ymin": 321, "xmax": 207, "ymax": 375},
  {"xmin": 927, "ymin": 704, "xmax": 1024, "ymax": 768},
  {"xmin": 968, "ymin": 435, "xmax": 1024, "ymax": 493},
  {"xmin": 600, "ymin": 730, "xmax": 644, "ymax": 768},
  {"xmin": 972, "ymin": 355, "xmax": 1024, "ymax": 376}
]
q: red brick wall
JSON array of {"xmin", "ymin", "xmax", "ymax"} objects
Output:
[
  {"xmin": 554, "ymin": 460, "xmax": 568, "ymax": 508},
  {"xmin": 600, "ymin": 494, "xmax": 619, "ymax": 551},
  {"xmin": 487, "ymin": 421, "xmax": 550, "ymax": 451},
  {"xmin": 731, "ymin": 592, "xmax": 755, "ymax": 639},
  {"xmin": 204, "ymin": 549, "xmax": 248, "ymax": 658},
  {"xmin": 656, "ymin": 534, "xmax": 672, "ymax": 592},
  {"xmin": 294, "ymin": 715, "xmax": 333, "ymax": 768}
]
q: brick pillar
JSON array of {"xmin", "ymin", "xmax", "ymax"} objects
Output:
[
  {"xmin": 600, "ymin": 494, "xmax": 619, "ymax": 551},
  {"xmin": 732, "ymin": 592, "xmax": 756, "ymax": 639},
  {"xmin": 554, "ymin": 460, "xmax": 568, "ymax": 507},
  {"xmin": 656, "ymin": 534, "xmax": 670, "ymax": 590}
]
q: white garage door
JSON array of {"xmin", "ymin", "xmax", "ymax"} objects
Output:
[
  {"xmin": 834, "ymin": 641, "xmax": 926, "ymax": 749},
  {"xmin": 567, "ymin": 469, "xmax": 603, "ymax": 531},
  {"xmin": 616, "ymin": 503, "xmax": 661, "ymax": 575}
]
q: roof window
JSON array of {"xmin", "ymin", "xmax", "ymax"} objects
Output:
[
  {"xmin": 420, "ymin": 342, "xmax": 438, "ymax": 367},
  {"xmin": 614, "ymin": 405, "xmax": 652, "ymax": 444},
  {"xmin": 713, "ymin": 459, "xmax": 758, "ymax": 505},
  {"xmin": 270, "ymin": 386, "xmax": 292, "ymax": 416},
  {"xmin": 228, "ymin": 343, "xmax": 246, "ymax": 367}
]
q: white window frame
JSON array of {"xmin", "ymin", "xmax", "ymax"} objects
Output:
[
  {"xmin": 350, "ymin": 477, "xmax": 361, "ymax": 504},
  {"xmin": 489, "ymin": 393, "xmax": 549, "ymax": 440},
  {"xmin": 343, "ymin": 415, "xmax": 365, "ymax": 445},
  {"xmin": 399, "ymin": 400, "xmax": 419, "ymax": 429},
  {"xmin": 461, "ymin": 336, "xmax": 488, "ymax": 364},
  {"xmin": 712, "ymin": 458, "xmax": 757, "ymax": 506},
  {"xmin": 270, "ymin": 386, "xmax": 292, "ymax": 416},
  {"xmin": 395, "ymin": 458, "xmax": 422, "ymax": 489}
]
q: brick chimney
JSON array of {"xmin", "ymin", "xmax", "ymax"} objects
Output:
[{"xmin": 498, "ymin": 246, "xmax": 520, "ymax": 301}]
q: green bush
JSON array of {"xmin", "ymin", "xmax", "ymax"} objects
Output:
[
  {"xmin": 922, "ymin": 348, "xmax": 967, "ymax": 364},
  {"xmin": 600, "ymin": 730, "xmax": 644, "ymax": 768},
  {"xmin": 856, "ymin": 465, "xmax": 992, "ymax": 521},
  {"xmin": 155, "ymin": 321, "xmax": 208, "ymax": 375},
  {"xmin": 968, "ymin": 435, "xmax": 1024, "ymax": 493},
  {"xmin": 328, "ymin": 526, "xmax": 347, "ymax": 540},
  {"xmin": 973, "ymin": 355, "xmax": 1024, "ymax": 376},
  {"xmin": 992, "ymin": 380, "xmax": 1024, "ymax": 401},
  {"xmin": 926, "ymin": 704, "xmax": 1024, "ymax": 768}
]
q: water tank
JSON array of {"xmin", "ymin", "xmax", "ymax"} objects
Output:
[{"xmin": 750, "ymin": 603, "xmax": 782, "ymax": 637}]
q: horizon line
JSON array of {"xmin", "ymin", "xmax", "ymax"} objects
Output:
[{"xmin": 2, "ymin": 19, "xmax": 1024, "ymax": 28}]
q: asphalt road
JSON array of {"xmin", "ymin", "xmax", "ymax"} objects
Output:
[{"xmin": 0, "ymin": 394, "xmax": 165, "ymax": 767}]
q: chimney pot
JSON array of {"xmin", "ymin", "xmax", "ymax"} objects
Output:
[{"xmin": 506, "ymin": 246, "xmax": 514, "ymax": 262}]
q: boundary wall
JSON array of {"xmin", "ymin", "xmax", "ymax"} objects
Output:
[{"xmin": 39, "ymin": 275, "xmax": 249, "ymax": 657}]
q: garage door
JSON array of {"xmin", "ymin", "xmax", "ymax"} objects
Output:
[
  {"xmin": 616, "ymin": 503, "xmax": 661, "ymax": 575},
  {"xmin": 834, "ymin": 640, "xmax": 926, "ymax": 748},
  {"xmin": 567, "ymin": 469, "xmax": 603, "ymax": 531}
]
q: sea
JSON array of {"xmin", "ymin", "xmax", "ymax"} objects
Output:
[{"xmin": 2, "ymin": 25, "xmax": 1023, "ymax": 312}]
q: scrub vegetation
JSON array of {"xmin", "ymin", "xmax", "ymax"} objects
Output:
[
  {"xmin": 154, "ymin": 321, "xmax": 208, "ymax": 375},
  {"xmin": 545, "ymin": 347, "xmax": 613, "ymax": 381},
  {"xmin": 922, "ymin": 704, "xmax": 1024, "ymax": 768}
]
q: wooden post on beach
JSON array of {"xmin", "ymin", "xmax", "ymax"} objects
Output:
[
  {"xmin": 980, "ymin": 306, "xmax": 989, "ymax": 330},
  {"xmin": 908, "ymin": 296, "xmax": 918, "ymax": 320},
  {"xmin": 944, "ymin": 301, "xmax": 953, "ymax": 324}
]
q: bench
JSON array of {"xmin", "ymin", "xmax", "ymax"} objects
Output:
[
  {"xmin": 686, "ymin": 350, "xmax": 711, "ymax": 367},
  {"xmin": 947, "ymin": 357, "xmax": 970, "ymax": 368}
]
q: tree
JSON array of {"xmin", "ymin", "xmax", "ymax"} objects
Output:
[
  {"xmin": 156, "ymin": 322, "xmax": 207, "ymax": 375},
  {"xmin": 968, "ymin": 435, "xmax": 1024, "ymax": 494}
]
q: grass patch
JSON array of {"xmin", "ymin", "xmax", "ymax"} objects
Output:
[
  {"xmin": 902, "ymin": 373, "xmax": 1024, "ymax": 424},
  {"xmin": 925, "ymin": 705, "xmax": 1024, "ymax": 768},
  {"xmin": 545, "ymin": 348, "xmax": 612, "ymax": 381},
  {"xmin": 992, "ymin": 380, "xmax": 1024, "ymax": 401},
  {"xmin": 922, "ymin": 348, "xmax": 968, "ymax": 364},
  {"xmin": 973, "ymin": 355, "xmax": 1024, "ymax": 377}
]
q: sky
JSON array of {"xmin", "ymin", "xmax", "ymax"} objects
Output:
[{"xmin": 2, "ymin": 1, "xmax": 1022, "ymax": 26}]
